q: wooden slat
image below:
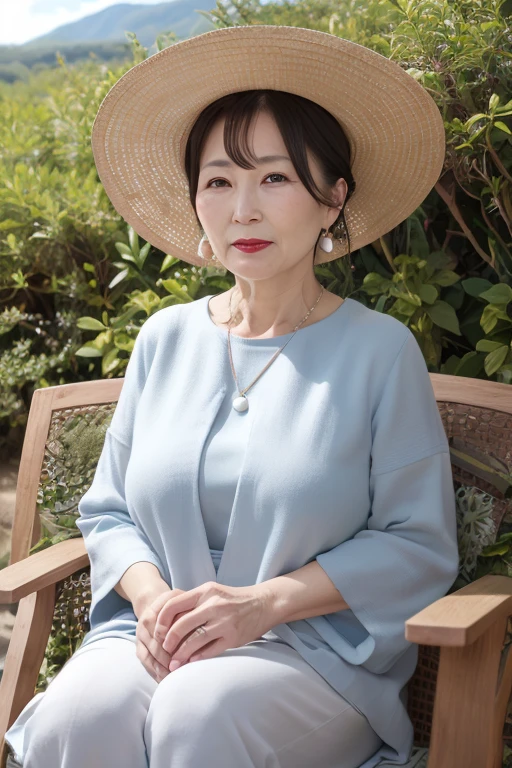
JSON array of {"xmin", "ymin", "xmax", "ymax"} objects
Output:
[
  {"xmin": 9, "ymin": 388, "xmax": 54, "ymax": 565},
  {"xmin": 45, "ymin": 377, "xmax": 123, "ymax": 408},
  {"xmin": 0, "ymin": 586, "xmax": 55, "ymax": 760},
  {"xmin": 491, "ymin": 641, "xmax": 512, "ymax": 768},
  {"xmin": 0, "ymin": 539, "xmax": 88, "ymax": 603},
  {"xmin": 428, "ymin": 616, "xmax": 508, "ymax": 768},
  {"xmin": 9, "ymin": 378, "xmax": 123, "ymax": 566},
  {"xmin": 405, "ymin": 574, "xmax": 512, "ymax": 646},
  {"xmin": 430, "ymin": 373, "xmax": 512, "ymax": 415}
]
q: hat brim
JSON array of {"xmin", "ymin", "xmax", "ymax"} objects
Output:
[{"xmin": 91, "ymin": 25, "xmax": 445, "ymax": 267}]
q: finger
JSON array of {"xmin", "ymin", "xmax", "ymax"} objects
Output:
[
  {"xmin": 165, "ymin": 621, "xmax": 222, "ymax": 664},
  {"xmin": 145, "ymin": 590, "xmax": 175, "ymax": 618},
  {"xmin": 188, "ymin": 638, "xmax": 227, "ymax": 664},
  {"xmin": 161, "ymin": 608, "xmax": 211, "ymax": 655},
  {"xmin": 154, "ymin": 592, "xmax": 200, "ymax": 644},
  {"xmin": 138, "ymin": 620, "xmax": 173, "ymax": 670},
  {"xmin": 136, "ymin": 638, "xmax": 169, "ymax": 683}
]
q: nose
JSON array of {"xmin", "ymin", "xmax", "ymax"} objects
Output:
[{"xmin": 231, "ymin": 183, "xmax": 262, "ymax": 225}]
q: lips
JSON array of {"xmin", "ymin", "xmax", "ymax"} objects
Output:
[
  {"xmin": 233, "ymin": 239, "xmax": 272, "ymax": 245},
  {"xmin": 233, "ymin": 240, "xmax": 272, "ymax": 253}
]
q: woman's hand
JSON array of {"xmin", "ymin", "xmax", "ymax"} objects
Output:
[
  {"xmin": 135, "ymin": 587, "xmax": 188, "ymax": 682},
  {"xmin": 153, "ymin": 581, "xmax": 276, "ymax": 671}
]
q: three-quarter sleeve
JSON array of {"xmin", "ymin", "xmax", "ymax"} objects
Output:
[
  {"xmin": 76, "ymin": 314, "xmax": 166, "ymax": 628},
  {"xmin": 314, "ymin": 329, "xmax": 459, "ymax": 674}
]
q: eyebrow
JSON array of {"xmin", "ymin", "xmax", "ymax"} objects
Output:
[{"xmin": 201, "ymin": 154, "xmax": 292, "ymax": 170}]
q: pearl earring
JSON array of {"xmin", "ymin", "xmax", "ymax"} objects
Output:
[
  {"xmin": 319, "ymin": 229, "xmax": 334, "ymax": 253},
  {"xmin": 198, "ymin": 234, "xmax": 216, "ymax": 260}
]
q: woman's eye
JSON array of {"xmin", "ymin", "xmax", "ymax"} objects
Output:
[
  {"xmin": 206, "ymin": 173, "xmax": 287, "ymax": 188},
  {"xmin": 265, "ymin": 173, "xmax": 287, "ymax": 183}
]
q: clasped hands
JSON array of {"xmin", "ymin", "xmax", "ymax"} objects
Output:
[{"xmin": 135, "ymin": 581, "xmax": 276, "ymax": 683}]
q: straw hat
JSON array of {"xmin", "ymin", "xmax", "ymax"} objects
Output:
[{"xmin": 91, "ymin": 25, "xmax": 445, "ymax": 268}]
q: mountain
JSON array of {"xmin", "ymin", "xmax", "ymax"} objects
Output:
[
  {"xmin": 0, "ymin": 0, "xmax": 218, "ymax": 82},
  {"xmin": 24, "ymin": 0, "xmax": 216, "ymax": 47}
]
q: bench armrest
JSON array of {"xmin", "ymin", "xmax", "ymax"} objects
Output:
[
  {"xmin": 405, "ymin": 574, "xmax": 512, "ymax": 646},
  {"xmin": 0, "ymin": 538, "xmax": 89, "ymax": 603}
]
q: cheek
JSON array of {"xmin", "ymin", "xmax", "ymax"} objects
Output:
[
  {"xmin": 196, "ymin": 192, "xmax": 226, "ymax": 226},
  {"xmin": 267, "ymin": 188, "xmax": 318, "ymax": 229}
]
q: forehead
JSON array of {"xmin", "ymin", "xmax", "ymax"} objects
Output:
[{"xmin": 199, "ymin": 110, "xmax": 288, "ymax": 167}]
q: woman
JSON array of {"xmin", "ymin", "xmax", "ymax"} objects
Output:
[{"xmin": 5, "ymin": 25, "xmax": 459, "ymax": 768}]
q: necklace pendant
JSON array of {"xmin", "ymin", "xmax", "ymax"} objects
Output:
[{"xmin": 232, "ymin": 394, "xmax": 249, "ymax": 412}]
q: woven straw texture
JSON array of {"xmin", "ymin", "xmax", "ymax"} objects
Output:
[{"xmin": 91, "ymin": 25, "xmax": 446, "ymax": 268}]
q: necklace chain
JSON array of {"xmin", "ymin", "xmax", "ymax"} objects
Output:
[{"xmin": 227, "ymin": 287, "xmax": 324, "ymax": 402}]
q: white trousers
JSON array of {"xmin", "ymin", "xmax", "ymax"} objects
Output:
[{"xmin": 6, "ymin": 636, "xmax": 383, "ymax": 768}]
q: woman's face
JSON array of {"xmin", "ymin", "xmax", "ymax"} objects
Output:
[{"xmin": 195, "ymin": 110, "xmax": 347, "ymax": 279}]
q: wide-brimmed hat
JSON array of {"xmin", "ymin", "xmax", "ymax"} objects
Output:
[{"xmin": 91, "ymin": 24, "xmax": 445, "ymax": 268}]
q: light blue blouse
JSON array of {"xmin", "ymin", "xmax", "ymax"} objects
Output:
[
  {"xmin": 12, "ymin": 294, "xmax": 459, "ymax": 767},
  {"xmin": 198, "ymin": 334, "xmax": 344, "ymax": 651}
]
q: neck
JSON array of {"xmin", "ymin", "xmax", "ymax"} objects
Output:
[{"xmin": 226, "ymin": 282, "xmax": 325, "ymax": 337}]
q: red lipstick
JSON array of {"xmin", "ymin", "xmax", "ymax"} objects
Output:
[{"xmin": 233, "ymin": 238, "xmax": 272, "ymax": 253}]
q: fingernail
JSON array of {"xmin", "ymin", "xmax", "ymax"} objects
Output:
[{"xmin": 169, "ymin": 660, "xmax": 182, "ymax": 672}]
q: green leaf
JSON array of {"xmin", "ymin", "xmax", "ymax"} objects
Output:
[
  {"xmin": 102, "ymin": 346, "xmax": 121, "ymax": 376},
  {"xmin": 480, "ymin": 283, "xmax": 512, "ymax": 306},
  {"xmin": 484, "ymin": 345, "xmax": 509, "ymax": 377},
  {"xmin": 426, "ymin": 251, "xmax": 452, "ymax": 272},
  {"xmin": 453, "ymin": 351, "xmax": 485, "ymax": 378},
  {"xmin": 374, "ymin": 295, "xmax": 387, "ymax": 313},
  {"xmin": 489, "ymin": 93, "xmax": 500, "ymax": 111},
  {"xmin": 461, "ymin": 277, "xmax": 493, "ymax": 297},
  {"xmin": 476, "ymin": 339, "xmax": 506, "ymax": 352},
  {"xmin": 494, "ymin": 121, "xmax": 512, "ymax": 135},
  {"xmin": 160, "ymin": 254, "xmax": 180, "ymax": 273},
  {"xmin": 160, "ymin": 279, "xmax": 191, "ymax": 303},
  {"xmin": 480, "ymin": 542, "xmax": 510, "ymax": 557},
  {"xmin": 464, "ymin": 113, "xmax": 488, "ymax": 129},
  {"xmin": 108, "ymin": 268, "xmax": 130, "ymax": 290},
  {"xmin": 76, "ymin": 317, "xmax": 106, "ymax": 331},
  {"xmin": 115, "ymin": 242, "xmax": 132, "ymax": 257},
  {"xmin": 0, "ymin": 219, "xmax": 25, "ymax": 230},
  {"xmin": 362, "ymin": 272, "xmax": 392, "ymax": 296},
  {"xmin": 75, "ymin": 346, "xmax": 103, "ymax": 357},
  {"xmin": 425, "ymin": 301, "xmax": 461, "ymax": 335},
  {"xmin": 128, "ymin": 226, "xmax": 140, "ymax": 258},
  {"xmin": 419, "ymin": 284, "xmax": 438, "ymax": 304},
  {"xmin": 408, "ymin": 216, "xmax": 429, "ymax": 260},
  {"xmin": 139, "ymin": 241, "xmax": 151, "ymax": 267},
  {"xmin": 389, "ymin": 288, "xmax": 422, "ymax": 306},
  {"xmin": 433, "ymin": 270, "xmax": 460, "ymax": 287},
  {"xmin": 481, "ymin": 305, "xmax": 511, "ymax": 334}
]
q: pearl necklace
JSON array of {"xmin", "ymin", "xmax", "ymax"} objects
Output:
[{"xmin": 227, "ymin": 287, "xmax": 325, "ymax": 412}]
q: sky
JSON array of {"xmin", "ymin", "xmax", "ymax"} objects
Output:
[{"xmin": 0, "ymin": 0, "xmax": 163, "ymax": 45}]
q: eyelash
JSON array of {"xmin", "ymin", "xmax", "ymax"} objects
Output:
[{"xmin": 206, "ymin": 173, "xmax": 288, "ymax": 188}]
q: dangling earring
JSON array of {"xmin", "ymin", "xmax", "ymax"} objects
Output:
[
  {"xmin": 198, "ymin": 233, "xmax": 216, "ymax": 261},
  {"xmin": 319, "ymin": 228, "xmax": 334, "ymax": 253}
]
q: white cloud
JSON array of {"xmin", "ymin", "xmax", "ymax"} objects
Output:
[{"xmin": 0, "ymin": 0, "xmax": 160, "ymax": 46}]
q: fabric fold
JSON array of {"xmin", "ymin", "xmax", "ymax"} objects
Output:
[
  {"xmin": 314, "ymin": 450, "xmax": 458, "ymax": 673},
  {"xmin": 76, "ymin": 428, "xmax": 166, "ymax": 628},
  {"xmin": 76, "ymin": 311, "xmax": 166, "ymax": 630}
]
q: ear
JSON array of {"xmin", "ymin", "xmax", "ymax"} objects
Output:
[{"xmin": 325, "ymin": 177, "xmax": 348, "ymax": 229}]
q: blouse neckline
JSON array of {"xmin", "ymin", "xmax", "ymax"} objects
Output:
[{"xmin": 201, "ymin": 294, "xmax": 353, "ymax": 345}]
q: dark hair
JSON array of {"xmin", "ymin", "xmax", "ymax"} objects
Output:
[{"xmin": 184, "ymin": 89, "xmax": 356, "ymax": 267}]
